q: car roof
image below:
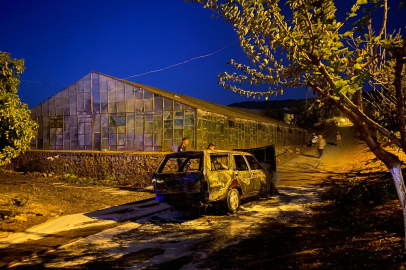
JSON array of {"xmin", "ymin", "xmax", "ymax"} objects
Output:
[{"xmin": 165, "ymin": 150, "xmax": 252, "ymax": 157}]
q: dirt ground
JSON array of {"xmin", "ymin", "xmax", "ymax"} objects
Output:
[
  {"xmin": 0, "ymin": 173, "xmax": 154, "ymax": 238},
  {"xmin": 197, "ymin": 126, "xmax": 406, "ymax": 270},
  {"xmin": 2, "ymin": 124, "xmax": 406, "ymax": 269}
]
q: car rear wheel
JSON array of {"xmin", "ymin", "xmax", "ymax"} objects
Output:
[{"xmin": 224, "ymin": 188, "xmax": 240, "ymax": 214}]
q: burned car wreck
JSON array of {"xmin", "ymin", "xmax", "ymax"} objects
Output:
[{"xmin": 152, "ymin": 147, "xmax": 276, "ymax": 213}]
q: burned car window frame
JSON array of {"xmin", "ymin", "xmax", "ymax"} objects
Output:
[
  {"xmin": 233, "ymin": 154, "xmax": 249, "ymax": 171},
  {"xmin": 209, "ymin": 153, "xmax": 230, "ymax": 171},
  {"xmin": 157, "ymin": 153, "xmax": 203, "ymax": 173},
  {"xmin": 244, "ymin": 155, "xmax": 263, "ymax": 170}
]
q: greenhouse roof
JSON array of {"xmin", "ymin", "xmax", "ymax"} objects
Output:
[{"xmin": 95, "ymin": 72, "xmax": 299, "ymax": 129}]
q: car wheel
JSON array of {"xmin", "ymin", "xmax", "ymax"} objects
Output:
[{"xmin": 224, "ymin": 188, "xmax": 240, "ymax": 214}]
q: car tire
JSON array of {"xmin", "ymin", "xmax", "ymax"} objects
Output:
[{"xmin": 224, "ymin": 188, "xmax": 240, "ymax": 214}]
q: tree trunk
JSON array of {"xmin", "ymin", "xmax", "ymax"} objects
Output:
[
  {"xmin": 358, "ymin": 122, "xmax": 406, "ymax": 250},
  {"xmin": 386, "ymin": 161, "xmax": 406, "ymax": 250}
]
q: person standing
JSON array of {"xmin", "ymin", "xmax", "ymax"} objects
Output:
[
  {"xmin": 335, "ymin": 131, "xmax": 342, "ymax": 147},
  {"xmin": 207, "ymin": 143, "xmax": 215, "ymax": 150},
  {"xmin": 311, "ymin": 133, "xmax": 319, "ymax": 147},
  {"xmin": 318, "ymin": 135, "xmax": 327, "ymax": 158},
  {"xmin": 177, "ymin": 138, "xmax": 189, "ymax": 152}
]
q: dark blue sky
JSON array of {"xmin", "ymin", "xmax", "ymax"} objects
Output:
[{"xmin": 0, "ymin": 0, "xmax": 402, "ymax": 109}]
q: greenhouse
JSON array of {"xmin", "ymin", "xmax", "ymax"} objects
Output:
[{"xmin": 30, "ymin": 72, "xmax": 307, "ymax": 152}]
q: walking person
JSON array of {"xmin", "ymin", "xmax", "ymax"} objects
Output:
[
  {"xmin": 177, "ymin": 137, "xmax": 189, "ymax": 152},
  {"xmin": 318, "ymin": 135, "xmax": 327, "ymax": 158},
  {"xmin": 335, "ymin": 131, "xmax": 342, "ymax": 147},
  {"xmin": 311, "ymin": 133, "xmax": 319, "ymax": 147},
  {"xmin": 177, "ymin": 138, "xmax": 189, "ymax": 169}
]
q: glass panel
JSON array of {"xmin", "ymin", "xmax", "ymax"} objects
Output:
[
  {"xmin": 126, "ymin": 100, "xmax": 134, "ymax": 112},
  {"xmin": 127, "ymin": 114, "xmax": 135, "ymax": 129},
  {"xmin": 109, "ymin": 102, "xmax": 117, "ymax": 113},
  {"xmin": 144, "ymin": 99, "xmax": 153, "ymax": 112},
  {"xmin": 110, "ymin": 126, "xmax": 117, "ymax": 134},
  {"xmin": 78, "ymin": 122, "xmax": 85, "ymax": 135},
  {"xmin": 145, "ymin": 134, "xmax": 153, "ymax": 146},
  {"xmin": 49, "ymin": 97, "xmax": 55, "ymax": 116},
  {"xmin": 174, "ymin": 129, "xmax": 183, "ymax": 139},
  {"xmin": 184, "ymin": 126, "xmax": 194, "ymax": 141},
  {"xmin": 56, "ymin": 98, "xmax": 63, "ymax": 116},
  {"xmin": 125, "ymin": 84, "xmax": 134, "ymax": 99},
  {"xmin": 93, "ymin": 91, "xmax": 100, "ymax": 114},
  {"xmin": 164, "ymin": 128, "xmax": 173, "ymax": 140},
  {"xmin": 117, "ymin": 116, "xmax": 125, "ymax": 125},
  {"xmin": 79, "ymin": 135, "xmax": 85, "ymax": 146},
  {"xmin": 101, "ymin": 138, "xmax": 108, "ymax": 150},
  {"xmin": 78, "ymin": 78, "xmax": 84, "ymax": 93},
  {"xmin": 163, "ymin": 140, "xmax": 173, "ymax": 151},
  {"xmin": 94, "ymin": 133, "xmax": 101, "ymax": 150},
  {"xmin": 108, "ymin": 88, "xmax": 116, "ymax": 102},
  {"xmin": 100, "ymin": 75, "xmax": 108, "ymax": 91},
  {"xmin": 185, "ymin": 113, "xmax": 194, "ymax": 126},
  {"xmin": 109, "ymin": 134, "xmax": 117, "ymax": 145},
  {"xmin": 77, "ymin": 94, "xmax": 84, "ymax": 112},
  {"xmin": 135, "ymin": 88, "xmax": 143, "ymax": 99},
  {"xmin": 154, "ymin": 95, "xmax": 163, "ymax": 112},
  {"xmin": 118, "ymin": 134, "xmax": 125, "ymax": 146},
  {"xmin": 85, "ymin": 134, "xmax": 92, "ymax": 146},
  {"xmin": 174, "ymin": 101, "xmax": 181, "ymax": 111},
  {"xmin": 85, "ymin": 122, "xmax": 92, "ymax": 134},
  {"xmin": 127, "ymin": 130, "xmax": 135, "ymax": 140},
  {"xmin": 118, "ymin": 126, "xmax": 125, "ymax": 134},
  {"xmin": 154, "ymin": 133, "xmax": 162, "ymax": 146},
  {"xmin": 174, "ymin": 119, "xmax": 183, "ymax": 127},
  {"xmin": 84, "ymin": 74, "xmax": 91, "ymax": 92},
  {"xmin": 117, "ymin": 101, "xmax": 126, "ymax": 113},
  {"xmin": 135, "ymin": 100, "xmax": 144, "ymax": 113},
  {"xmin": 164, "ymin": 98, "xmax": 173, "ymax": 111},
  {"xmin": 69, "ymin": 83, "xmax": 77, "ymax": 96},
  {"xmin": 101, "ymin": 102, "xmax": 108, "ymax": 113},
  {"xmin": 84, "ymin": 92, "xmax": 91, "ymax": 112},
  {"xmin": 92, "ymin": 73, "xmax": 99, "ymax": 90},
  {"xmin": 134, "ymin": 133, "xmax": 144, "ymax": 151},
  {"xmin": 116, "ymin": 81, "xmax": 125, "ymax": 101},
  {"xmin": 100, "ymin": 89, "xmax": 108, "ymax": 103},
  {"xmin": 144, "ymin": 90, "xmax": 153, "ymax": 99},
  {"xmin": 108, "ymin": 78, "xmax": 116, "ymax": 93},
  {"xmin": 145, "ymin": 122, "xmax": 153, "ymax": 133}
]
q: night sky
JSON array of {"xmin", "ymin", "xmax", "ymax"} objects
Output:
[{"xmin": 0, "ymin": 0, "xmax": 402, "ymax": 109}]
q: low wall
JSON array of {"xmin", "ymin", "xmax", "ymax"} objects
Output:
[
  {"xmin": 6, "ymin": 150, "xmax": 167, "ymax": 187},
  {"xmin": 6, "ymin": 146, "xmax": 307, "ymax": 187}
]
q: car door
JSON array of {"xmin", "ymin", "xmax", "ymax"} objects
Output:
[
  {"xmin": 206, "ymin": 153, "xmax": 233, "ymax": 201},
  {"xmin": 232, "ymin": 154, "xmax": 255, "ymax": 196},
  {"xmin": 244, "ymin": 155, "xmax": 267, "ymax": 193}
]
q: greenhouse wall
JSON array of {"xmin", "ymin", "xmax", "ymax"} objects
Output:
[
  {"xmin": 196, "ymin": 110, "xmax": 306, "ymax": 150},
  {"xmin": 30, "ymin": 72, "xmax": 307, "ymax": 152},
  {"xmin": 30, "ymin": 73, "xmax": 196, "ymax": 152}
]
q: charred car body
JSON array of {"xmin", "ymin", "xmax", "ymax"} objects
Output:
[{"xmin": 152, "ymin": 147, "xmax": 276, "ymax": 213}]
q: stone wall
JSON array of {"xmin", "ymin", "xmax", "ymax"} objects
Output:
[
  {"xmin": 6, "ymin": 151, "xmax": 167, "ymax": 187},
  {"xmin": 7, "ymin": 146, "xmax": 308, "ymax": 187}
]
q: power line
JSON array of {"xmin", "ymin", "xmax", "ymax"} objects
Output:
[
  {"xmin": 19, "ymin": 40, "xmax": 239, "ymax": 85},
  {"xmin": 122, "ymin": 40, "xmax": 239, "ymax": 80}
]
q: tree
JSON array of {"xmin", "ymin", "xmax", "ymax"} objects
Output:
[
  {"xmin": 190, "ymin": 0, "xmax": 406, "ymax": 248},
  {"xmin": 0, "ymin": 52, "xmax": 37, "ymax": 166}
]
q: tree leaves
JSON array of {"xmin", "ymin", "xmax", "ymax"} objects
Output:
[{"xmin": 0, "ymin": 52, "xmax": 37, "ymax": 166}]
